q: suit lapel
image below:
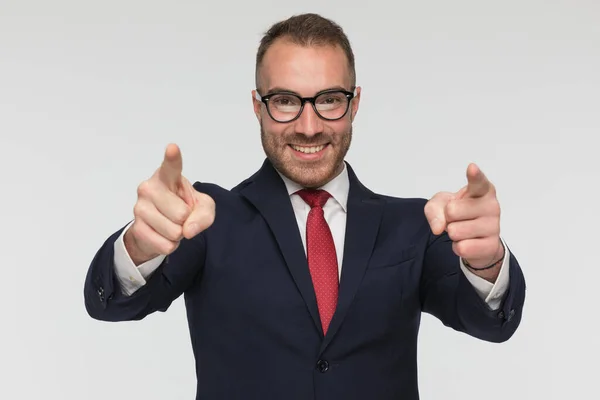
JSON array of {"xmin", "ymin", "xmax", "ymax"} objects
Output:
[
  {"xmin": 238, "ymin": 159, "xmax": 384, "ymax": 344},
  {"xmin": 239, "ymin": 159, "xmax": 324, "ymax": 336},
  {"xmin": 319, "ymin": 163, "xmax": 384, "ymax": 352}
]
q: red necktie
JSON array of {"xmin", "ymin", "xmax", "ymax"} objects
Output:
[{"xmin": 296, "ymin": 189, "xmax": 339, "ymax": 335}]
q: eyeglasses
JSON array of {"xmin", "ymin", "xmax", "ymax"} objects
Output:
[{"xmin": 255, "ymin": 88, "xmax": 356, "ymax": 123}]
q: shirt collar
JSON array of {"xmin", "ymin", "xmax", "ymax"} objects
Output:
[{"xmin": 275, "ymin": 162, "xmax": 349, "ymax": 213}]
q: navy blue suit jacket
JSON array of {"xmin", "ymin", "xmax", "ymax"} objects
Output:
[{"xmin": 84, "ymin": 159, "xmax": 526, "ymax": 399}]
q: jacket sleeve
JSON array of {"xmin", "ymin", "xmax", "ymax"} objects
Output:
[
  {"xmin": 419, "ymin": 231, "xmax": 526, "ymax": 343},
  {"xmin": 83, "ymin": 224, "xmax": 206, "ymax": 322}
]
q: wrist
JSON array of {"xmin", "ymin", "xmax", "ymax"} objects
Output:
[
  {"xmin": 124, "ymin": 229, "xmax": 157, "ymax": 266},
  {"xmin": 463, "ymin": 239, "xmax": 505, "ymax": 271}
]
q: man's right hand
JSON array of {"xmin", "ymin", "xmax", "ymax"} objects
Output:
[{"xmin": 124, "ymin": 143, "xmax": 215, "ymax": 265}]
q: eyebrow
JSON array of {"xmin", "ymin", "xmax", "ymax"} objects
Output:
[{"xmin": 265, "ymin": 85, "xmax": 349, "ymax": 96}]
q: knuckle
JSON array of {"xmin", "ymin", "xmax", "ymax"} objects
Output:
[
  {"xmin": 137, "ymin": 180, "xmax": 152, "ymax": 198},
  {"xmin": 455, "ymin": 240, "xmax": 468, "ymax": 256},
  {"xmin": 174, "ymin": 206, "xmax": 191, "ymax": 225},
  {"xmin": 424, "ymin": 201, "xmax": 433, "ymax": 214},
  {"xmin": 424, "ymin": 200, "xmax": 439, "ymax": 218},
  {"xmin": 196, "ymin": 194, "xmax": 216, "ymax": 218},
  {"xmin": 445, "ymin": 201, "xmax": 458, "ymax": 220},
  {"xmin": 446, "ymin": 222, "xmax": 458, "ymax": 240},
  {"xmin": 167, "ymin": 225, "xmax": 184, "ymax": 242},
  {"xmin": 198, "ymin": 192, "xmax": 215, "ymax": 206},
  {"xmin": 452, "ymin": 241, "xmax": 462, "ymax": 257},
  {"xmin": 204, "ymin": 210, "xmax": 216, "ymax": 228},
  {"xmin": 491, "ymin": 201, "xmax": 501, "ymax": 216},
  {"xmin": 488, "ymin": 217, "xmax": 500, "ymax": 234},
  {"xmin": 193, "ymin": 213, "xmax": 210, "ymax": 231},
  {"xmin": 159, "ymin": 240, "xmax": 179, "ymax": 255},
  {"xmin": 488, "ymin": 236, "xmax": 500, "ymax": 249},
  {"xmin": 133, "ymin": 201, "xmax": 146, "ymax": 218}
]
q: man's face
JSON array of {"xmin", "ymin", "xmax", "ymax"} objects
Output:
[{"xmin": 253, "ymin": 39, "xmax": 361, "ymax": 188}]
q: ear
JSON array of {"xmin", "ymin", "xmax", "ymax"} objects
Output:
[
  {"xmin": 251, "ymin": 90, "xmax": 262, "ymax": 123},
  {"xmin": 350, "ymin": 86, "xmax": 361, "ymax": 122}
]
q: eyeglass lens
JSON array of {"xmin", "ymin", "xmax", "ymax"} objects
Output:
[{"xmin": 268, "ymin": 91, "xmax": 349, "ymax": 121}]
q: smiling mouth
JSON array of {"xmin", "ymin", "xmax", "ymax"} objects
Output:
[{"xmin": 289, "ymin": 144, "xmax": 328, "ymax": 154}]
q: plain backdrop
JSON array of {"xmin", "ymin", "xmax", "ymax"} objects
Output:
[{"xmin": 1, "ymin": 0, "xmax": 598, "ymax": 399}]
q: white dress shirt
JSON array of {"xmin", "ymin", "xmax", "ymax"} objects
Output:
[{"xmin": 113, "ymin": 163, "xmax": 510, "ymax": 310}]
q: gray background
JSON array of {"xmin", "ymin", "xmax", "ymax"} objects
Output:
[{"xmin": 1, "ymin": 0, "xmax": 598, "ymax": 398}]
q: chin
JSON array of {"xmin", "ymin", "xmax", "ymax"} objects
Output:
[
  {"xmin": 283, "ymin": 161, "xmax": 339, "ymax": 188},
  {"xmin": 264, "ymin": 143, "xmax": 346, "ymax": 188}
]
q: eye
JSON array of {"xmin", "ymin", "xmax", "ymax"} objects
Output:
[
  {"xmin": 271, "ymin": 94, "xmax": 300, "ymax": 107},
  {"xmin": 321, "ymin": 96, "xmax": 341, "ymax": 104},
  {"xmin": 316, "ymin": 92, "xmax": 346, "ymax": 110}
]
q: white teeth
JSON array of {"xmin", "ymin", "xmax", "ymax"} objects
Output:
[{"xmin": 291, "ymin": 144, "xmax": 325, "ymax": 154}]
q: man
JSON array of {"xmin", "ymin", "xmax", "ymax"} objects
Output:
[{"xmin": 84, "ymin": 13, "xmax": 526, "ymax": 400}]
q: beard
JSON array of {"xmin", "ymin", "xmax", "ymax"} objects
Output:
[{"xmin": 260, "ymin": 123, "xmax": 352, "ymax": 188}]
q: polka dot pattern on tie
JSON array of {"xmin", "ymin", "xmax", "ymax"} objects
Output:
[{"xmin": 296, "ymin": 189, "xmax": 339, "ymax": 335}]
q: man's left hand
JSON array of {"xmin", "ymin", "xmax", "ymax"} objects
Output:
[{"xmin": 424, "ymin": 163, "xmax": 505, "ymax": 274}]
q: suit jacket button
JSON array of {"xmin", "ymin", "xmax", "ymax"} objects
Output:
[
  {"xmin": 317, "ymin": 359, "xmax": 329, "ymax": 373},
  {"xmin": 97, "ymin": 287, "xmax": 105, "ymax": 302}
]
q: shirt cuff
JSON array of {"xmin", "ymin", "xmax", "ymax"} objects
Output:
[
  {"xmin": 459, "ymin": 238, "xmax": 511, "ymax": 310},
  {"xmin": 113, "ymin": 221, "xmax": 166, "ymax": 296}
]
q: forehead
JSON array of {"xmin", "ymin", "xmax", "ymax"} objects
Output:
[{"xmin": 259, "ymin": 39, "xmax": 351, "ymax": 95}]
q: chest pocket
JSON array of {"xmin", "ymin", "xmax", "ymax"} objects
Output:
[{"xmin": 367, "ymin": 244, "xmax": 418, "ymax": 269}]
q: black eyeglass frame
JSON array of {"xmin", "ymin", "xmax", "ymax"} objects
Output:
[{"xmin": 254, "ymin": 88, "xmax": 357, "ymax": 123}]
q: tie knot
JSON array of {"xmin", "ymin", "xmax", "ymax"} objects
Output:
[{"xmin": 296, "ymin": 189, "xmax": 331, "ymax": 208}]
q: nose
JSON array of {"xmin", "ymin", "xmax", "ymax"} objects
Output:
[{"xmin": 294, "ymin": 103, "xmax": 323, "ymax": 137}]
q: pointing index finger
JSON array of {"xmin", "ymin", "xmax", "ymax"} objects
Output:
[
  {"xmin": 159, "ymin": 143, "xmax": 183, "ymax": 192},
  {"xmin": 465, "ymin": 163, "xmax": 491, "ymax": 198}
]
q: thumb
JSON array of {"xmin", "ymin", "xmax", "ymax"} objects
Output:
[
  {"xmin": 182, "ymin": 190, "xmax": 216, "ymax": 239},
  {"xmin": 424, "ymin": 192, "xmax": 454, "ymax": 235}
]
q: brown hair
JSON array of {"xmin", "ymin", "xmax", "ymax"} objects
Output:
[{"xmin": 255, "ymin": 13, "xmax": 356, "ymax": 91}]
